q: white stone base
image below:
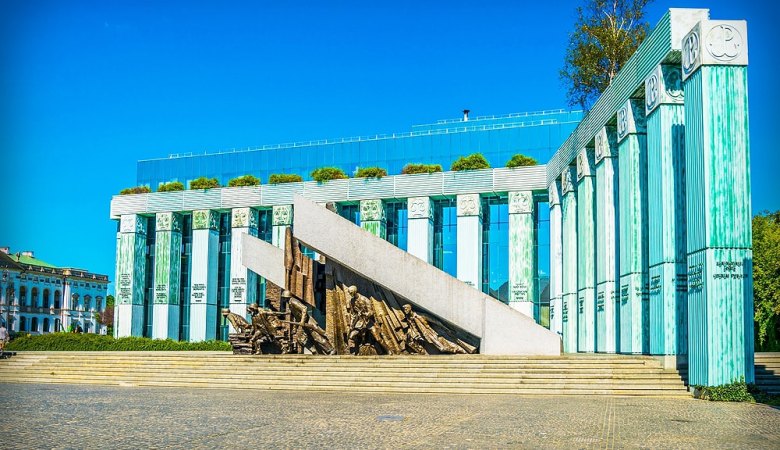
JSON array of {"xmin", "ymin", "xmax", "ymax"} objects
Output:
[
  {"xmin": 509, "ymin": 301, "xmax": 534, "ymax": 319},
  {"xmin": 189, "ymin": 303, "xmax": 216, "ymax": 342},
  {"xmin": 116, "ymin": 304, "xmax": 144, "ymax": 337},
  {"xmin": 152, "ymin": 304, "xmax": 180, "ymax": 340}
]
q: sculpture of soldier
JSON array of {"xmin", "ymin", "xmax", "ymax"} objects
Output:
[
  {"xmin": 246, "ymin": 303, "xmax": 286, "ymax": 354},
  {"xmin": 401, "ymin": 304, "xmax": 466, "ymax": 354},
  {"xmin": 286, "ymin": 296, "xmax": 335, "ymax": 355},
  {"xmin": 345, "ymin": 285, "xmax": 377, "ymax": 354},
  {"xmin": 221, "ymin": 308, "xmax": 252, "ymax": 334}
]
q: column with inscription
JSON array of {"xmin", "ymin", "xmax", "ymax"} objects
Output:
[
  {"xmin": 617, "ymin": 99, "xmax": 649, "ymax": 354},
  {"xmin": 407, "ymin": 197, "xmax": 434, "ymax": 263},
  {"xmin": 576, "ymin": 149, "xmax": 596, "ymax": 352},
  {"xmin": 152, "ymin": 212, "xmax": 182, "ymax": 340},
  {"xmin": 682, "ymin": 20, "xmax": 753, "ymax": 385},
  {"xmin": 229, "ymin": 207, "xmax": 259, "ymax": 329},
  {"xmin": 115, "ymin": 214, "xmax": 147, "ymax": 337},
  {"xmin": 360, "ymin": 199, "xmax": 387, "ymax": 238},
  {"xmin": 456, "ymin": 194, "xmax": 482, "ymax": 289},
  {"xmin": 561, "ymin": 167, "xmax": 578, "ymax": 352},
  {"xmin": 595, "ymin": 127, "xmax": 619, "ymax": 353},
  {"xmin": 548, "ymin": 180, "xmax": 564, "ymax": 336},
  {"xmin": 271, "ymin": 205, "xmax": 293, "ymax": 249},
  {"xmin": 508, "ymin": 191, "xmax": 537, "ymax": 318},
  {"xmin": 645, "ymin": 64, "xmax": 688, "ymax": 358},
  {"xmin": 189, "ymin": 210, "xmax": 219, "ymax": 342}
]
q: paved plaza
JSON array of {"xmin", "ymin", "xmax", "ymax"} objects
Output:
[{"xmin": 1, "ymin": 383, "xmax": 779, "ymax": 449}]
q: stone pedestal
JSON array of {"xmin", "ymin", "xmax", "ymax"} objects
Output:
[
  {"xmin": 456, "ymin": 194, "xmax": 482, "ymax": 289},
  {"xmin": 407, "ymin": 197, "xmax": 434, "ymax": 264},
  {"xmin": 508, "ymin": 191, "xmax": 537, "ymax": 318},
  {"xmin": 682, "ymin": 20, "xmax": 753, "ymax": 385},
  {"xmin": 618, "ymin": 98, "xmax": 649, "ymax": 354},
  {"xmin": 152, "ymin": 212, "xmax": 182, "ymax": 340},
  {"xmin": 189, "ymin": 210, "xmax": 219, "ymax": 342},
  {"xmin": 595, "ymin": 126, "xmax": 619, "ymax": 353},
  {"xmin": 115, "ymin": 214, "xmax": 147, "ymax": 337}
]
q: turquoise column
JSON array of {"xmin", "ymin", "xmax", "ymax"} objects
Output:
[
  {"xmin": 229, "ymin": 208, "xmax": 259, "ymax": 328},
  {"xmin": 617, "ymin": 98, "xmax": 649, "ymax": 354},
  {"xmin": 682, "ymin": 20, "xmax": 753, "ymax": 385},
  {"xmin": 576, "ymin": 149, "xmax": 596, "ymax": 352},
  {"xmin": 115, "ymin": 214, "xmax": 147, "ymax": 337},
  {"xmin": 561, "ymin": 167, "xmax": 578, "ymax": 352},
  {"xmin": 645, "ymin": 64, "xmax": 688, "ymax": 358},
  {"xmin": 272, "ymin": 205, "xmax": 293, "ymax": 249},
  {"xmin": 152, "ymin": 212, "xmax": 183, "ymax": 340},
  {"xmin": 508, "ymin": 191, "xmax": 537, "ymax": 318},
  {"xmin": 189, "ymin": 210, "xmax": 219, "ymax": 342},
  {"xmin": 360, "ymin": 199, "xmax": 387, "ymax": 238},
  {"xmin": 548, "ymin": 180, "xmax": 563, "ymax": 336},
  {"xmin": 595, "ymin": 126, "xmax": 619, "ymax": 353}
]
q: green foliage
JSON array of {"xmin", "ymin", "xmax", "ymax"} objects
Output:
[
  {"xmin": 311, "ymin": 167, "xmax": 348, "ymax": 182},
  {"xmin": 560, "ymin": 0, "xmax": 652, "ymax": 109},
  {"xmin": 506, "ymin": 154, "xmax": 539, "ymax": 168},
  {"xmin": 119, "ymin": 186, "xmax": 151, "ymax": 195},
  {"xmin": 189, "ymin": 177, "xmax": 220, "ymax": 190},
  {"xmin": 157, "ymin": 181, "xmax": 185, "ymax": 192},
  {"xmin": 694, "ymin": 377, "xmax": 780, "ymax": 405},
  {"xmin": 6, "ymin": 333, "xmax": 231, "ymax": 351},
  {"xmin": 94, "ymin": 294, "xmax": 115, "ymax": 336},
  {"xmin": 451, "ymin": 153, "xmax": 490, "ymax": 171},
  {"xmin": 754, "ymin": 211, "xmax": 780, "ymax": 351},
  {"xmin": 268, "ymin": 173, "xmax": 303, "ymax": 184},
  {"xmin": 401, "ymin": 163, "xmax": 442, "ymax": 175},
  {"xmin": 227, "ymin": 174, "xmax": 261, "ymax": 187},
  {"xmin": 354, "ymin": 167, "xmax": 388, "ymax": 179}
]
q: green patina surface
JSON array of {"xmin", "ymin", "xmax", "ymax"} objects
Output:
[
  {"xmin": 577, "ymin": 172, "xmax": 596, "ymax": 352},
  {"xmin": 8, "ymin": 254, "xmax": 58, "ymax": 268},
  {"xmin": 154, "ymin": 229, "xmax": 182, "ymax": 306},
  {"xmin": 361, "ymin": 221, "xmax": 386, "ymax": 239},
  {"xmin": 508, "ymin": 212, "xmax": 536, "ymax": 308},
  {"xmin": 561, "ymin": 187, "xmax": 578, "ymax": 352},
  {"xmin": 116, "ymin": 219, "xmax": 146, "ymax": 307}
]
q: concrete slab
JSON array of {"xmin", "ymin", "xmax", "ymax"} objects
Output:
[{"xmin": 241, "ymin": 234, "xmax": 286, "ymax": 288}]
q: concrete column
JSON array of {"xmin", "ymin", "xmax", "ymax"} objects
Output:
[
  {"xmin": 152, "ymin": 212, "xmax": 182, "ymax": 340},
  {"xmin": 618, "ymin": 98, "xmax": 649, "ymax": 354},
  {"xmin": 645, "ymin": 64, "xmax": 688, "ymax": 358},
  {"xmin": 360, "ymin": 199, "xmax": 387, "ymax": 238},
  {"xmin": 548, "ymin": 180, "xmax": 563, "ymax": 336},
  {"xmin": 456, "ymin": 194, "xmax": 482, "ymax": 289},
  {"xmin": 682, "ymin": 21, "xmax": 753, "ymax": 385},
  {"xmin": 229, "ymin": 207, "xmax": 258, "ymax": 329},
  {"xmin": 407, "ymin": 197, "xmax": 434, "ymax": 264},
  {"xmin": 271, "ymin": 205, "xmax": 293, "ymax": 249},
  {"xmin": 561, "ymin": 167, "xmax": 578, "ymax": 352},
  {"xmin": 576, "ymin": 149, "xmax": 596, "ymax": 352},
  {"xmin": 595, "ymin": 126, "xmax": 620, "ymax": 353},
  {"xmin": 114, "ymin": 214, "xmax": 147, "ymax": 337},
  {"xmin": 189, "ymin": 210, "xmax": 219, "ymax": 342},
  {"xmin": 508, "ymin": 191, "xmax": 536, "ymax": 318}
]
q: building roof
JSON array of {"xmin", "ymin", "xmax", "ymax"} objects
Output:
[
  {"xmin": 7, "ymin": 253, "xmax": 58, "ymax": 269},
  {"xmin": 0, "ymin": 252, "xmax": 22, "ymax": 271}
]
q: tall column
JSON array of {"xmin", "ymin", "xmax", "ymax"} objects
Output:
[
  {"xmin": 271, "ymin": 205, "xmax": 293, "ymax": 249},
  {"xmin": 229, "ymin": 207, "xmax": 258, "ymax": 328},
  {"xmin": 456, "ymin": 194, "xmax": 482, "ymax": 289},
  {"xmin": 360, "ymin": 199, "xmax": 387, "ymax": 238},
  {"xmin": 618, "ymin": 98, "xmax": 649, "ymax": 354},
  {"xmin": 682, "ymin": 21, "xmax": 753, "ymax": 385},
  {"xmin": 645, "ymin": 64, "xmax": 688, "ymax": 358},
  {"xmin": 189, "ymin": 210, "xmax": 219, "ymax": 342},
  {"xmin": 576, "ymin": 149, "xmax": 596, "ymax": 352},
  {"xmin": 407, "ymin": 197, "xmax": 434, "ymax": 263},
  {"xmin": 115, "ymin": 214, "xmax": 147, "ymax": 337},
  {"xmin": 548, "ymin": 180, "xmax": 563, "ymax": 336},
  {"xmin": 595, "ymin": 126, "xmax": 619, "ymax": 353},
  {"xmin": 508, "ymin": 191, "xmax": 537, "ymax": 318},
  {"xmin": 561, "ymin": 167, "xmax": 578, "ymax": 352},
  {"xmin": 152, "ymin": 212, "xmax": 182, "ymax": 340}
]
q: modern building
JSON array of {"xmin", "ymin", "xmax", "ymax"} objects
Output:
[
  {"xmin": 111, "ymin": 8, "xmax": 754, "ymax": 386},
  {"xmin": 0, "ymin": 247, "xmax": 110, "ymax": 335}
]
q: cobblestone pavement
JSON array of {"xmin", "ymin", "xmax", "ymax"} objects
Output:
[{"xmin": 1, "ymin": 383, "xmax": 779, "ymax": 449}]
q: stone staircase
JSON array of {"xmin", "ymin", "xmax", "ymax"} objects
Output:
[
  {"xmin": 755, "ymin": 352, "xmax": 780, "ymax": 394},
  {"xmin": 0, "ymin": 352, "xmax": 690, "ymax": 396}
]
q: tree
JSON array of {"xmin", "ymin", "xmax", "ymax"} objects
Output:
[
  {"xmin": 401, "ymin": 163, "xmax": 442, "ymax": 175},
  {"xmin": 310, "ymin": 167, "xmax": 348, "ymax": 182},
  {"xmin": 227, "ymin": 175, "xmax": 261, "ymax": 187},
  {"xmin": 355, "ymin": 167, "xmax": 388, "ymax": 179},
  {"xmin": 451, "ymin": 153, "xmax": 490, "ymax": 171},
  {"xmin": 506, "ymin": 154, "xmax": 538, "ymax": 168},
  {"xmin": 94, "ymin": 294, "xmax": 115, "ymax": 336},
  {"xmin": 560, "ymin": 0, "xmax": 652, "ymax": 110},
  {"xmin": 753, "ymin": 211, "xmax": 780, "ymax": 351},
  {"xmin": 158, "ymin": 181, "xmax": 184, "ymax": 192},
  {"xmin": 190, "ymin": 177, "xmax": 220, "ymax": 190}
]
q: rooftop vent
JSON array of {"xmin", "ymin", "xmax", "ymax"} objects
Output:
[
  {"xmin": 21, "ymin": 251, "xmax": 34, "ymax": 258},
  {"xmin": 463, "ymin": 109, "xmax": 470, "ymax": 122}
]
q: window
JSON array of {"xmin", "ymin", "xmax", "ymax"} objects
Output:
[
  {"xmin": 31, "ymin": 317, "xmax": 38, "ymax": 333},
  {"xmin": 338, "ymin": 204, "xmax": 360, "ymax": 225},
  {"xmin": 43, "ymin": 318, "xmax": 50, "ymax": 333},
  {"xmin": 43, "ymin": 289, "xmax": 50, "ymax": 308},
  {"xmin": 433, "ymin": 198, "xmax": 458, "ymax": 277},
  {"xmin": 385, "ymin": 201, "xmax": 408, "ymax": 250},
  {"xmin": 481, "ymin": 195, "xmax": 510, "ymax": 304}
]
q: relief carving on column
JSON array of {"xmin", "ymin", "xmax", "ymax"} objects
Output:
[
  {"xmin": 120, "ymin": 214, "xmax": 147, "ymax": 235},
  {"xmin": 408, "ymin": 197, "xmax": 432, "ymax": 219},
  {"xmin": 682, "ymin": 20, "xmax": 748, "ymax": 81},
  {"xmin": 645, "ymin": 65, "xmax": 684, "ymax": 114},
  {"xmin": 192, "ymin": 210, "xmax": 218, "ymax": 231},
  {"xmin": 561, "ymin": 167, "xmax": 576, "ymax": 195},
  {"xmin": 359, "ymin": 199, "xmax": 385, "ymax": 222},
  {"xmin": 548, "ymin": 180, "xmax": 561, "ymax": 207},
  {"xmin": 155, "ymin": 212, "xmax": 181, "ymax": 233},
  {"xmin": 456, "ymin": 194, "xmax": 481, "ymax": 217},
  {"xmin": 272, "ymin": 205, "xmax": 294, "ymax": 226},
  {"xmin": 509, "ymin": 191, "xmax": 534, "ymax": 214},
  {"xmin": 594, "ymin": 126, "xmax": 617, "ymax": 163},
  {"xmin": 231, "ymin": 207, "xmax": 258, "ymax": 229},
  {"xmin": 576, "ymin": 149, "xmax": 594, "ymax": 180},
  {"xmin": 617, "ymin": 99, "xmax": 646, "ymax": 142}
]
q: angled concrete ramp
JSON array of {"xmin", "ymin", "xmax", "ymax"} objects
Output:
[
  {"xmin": 290, "ymin": 195, "xmax": 561, "ymax": 356},
  {"xmin": 241, "ymin": 233, "xmax": 285, "ymax": 288}
]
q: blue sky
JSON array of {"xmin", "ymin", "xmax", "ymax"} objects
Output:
[{"xmin": 2, "ymin": 1, "xmax": 777, "ymax": 293}]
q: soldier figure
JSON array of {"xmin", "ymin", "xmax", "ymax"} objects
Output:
[{"xmin": 345, "ymin": 285, "xmax": 375, "ymax": 354}]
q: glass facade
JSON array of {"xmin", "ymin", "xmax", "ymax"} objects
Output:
[
  {"xmin": 137, "ymin": 110, "xmax": 582, "ymax": 188},
  {"xmin": 339, "ymin": 204, "xmax": 360, "ymax": 225},
  {"xmin": 143, "ymin": 216, "xmax": 156, "ymax": 338},
  {"xmin": 481, "ymin": 195, "xmax": 509, "ymax": 303},
  {"xmin": 433, "ymin": 198, "xmax": 458, "ymax": 277},
  {"xmin": 385, "ymin": 201, "xmax": 408, "ymax": 250},
  {"xmin": 216, "ymin": 212, "xmax": 231, "ymax": 341},
  {"xmin": 178, "ymin": 214, "xmax": 192, "ymax": 341}
]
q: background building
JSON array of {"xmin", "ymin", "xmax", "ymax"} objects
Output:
[{"xmin": 0, "ymin": 247, "xmax": 109, "ymax": 334}]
